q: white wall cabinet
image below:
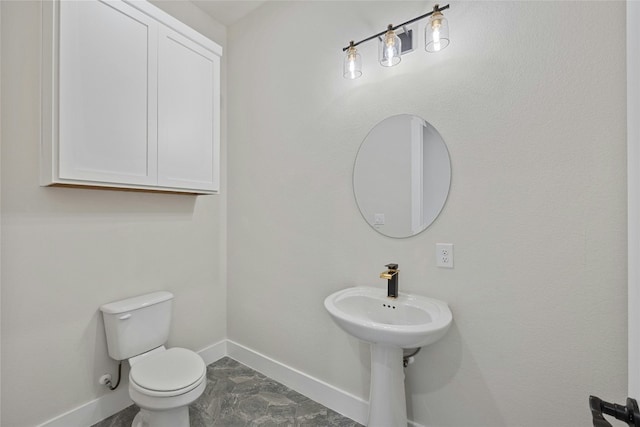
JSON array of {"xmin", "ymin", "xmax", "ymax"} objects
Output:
[{"xmin": 41, "ymin": 0, "xmax": 222, "ymax": 194}]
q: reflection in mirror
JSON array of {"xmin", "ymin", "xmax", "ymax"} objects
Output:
[{"xmin": 353, "ymin": 115, "xmax": 451, "ymax": 238}]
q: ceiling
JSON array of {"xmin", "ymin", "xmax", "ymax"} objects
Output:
[{"xmin": 191, "ymin": 0, "xmax": 267, "ymax": 26}]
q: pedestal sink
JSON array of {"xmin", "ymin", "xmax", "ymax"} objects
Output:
[{"xmin": 324, "ymin": 286, "xmax": 452, "ymax": 427}]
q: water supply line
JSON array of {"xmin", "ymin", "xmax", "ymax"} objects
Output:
[
  {"xmin": 104, "ymin": 361, "xmax": 122, "ymax": 391},
  {"xmin": 403, "ymin": 348, "xmax": 421, "ymax": 367}
]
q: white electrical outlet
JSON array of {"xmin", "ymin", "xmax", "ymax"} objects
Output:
[{"xmin": 436, "ymin": 243, "xmax": 454, "ymax": 268}]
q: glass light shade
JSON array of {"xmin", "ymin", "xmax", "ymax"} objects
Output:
[
  {"xmin": 379, "ymin": 28, "xmax": 401, "ymax": 67},
  {"xmin": 343, "ymin": 46, "xmax": 362, "ymax": 79},
  {"xmin": 425, "ymin": 12, "xmax": 450, "ymax": 53}
]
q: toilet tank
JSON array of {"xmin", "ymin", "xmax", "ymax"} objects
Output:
[{"xmin": 100, "ymin": 291, "xmax": 173, "ymax": 360}]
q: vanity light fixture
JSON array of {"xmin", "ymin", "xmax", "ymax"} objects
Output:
[{"xmin": 342, "ymin": 3, "xmax": 450, "ymax": 79}]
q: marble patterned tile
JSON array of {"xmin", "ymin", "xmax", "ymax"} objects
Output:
[{"xmin": 91, "ymin": 357, "xmax": 363, "ymax": 427}]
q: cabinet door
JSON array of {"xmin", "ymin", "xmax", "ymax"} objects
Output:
[
  {"xmin": 58, "ymin": 0, "xmax": 158, "ymax": 185},
  {"xmin": 157, "ymin": 27, "xmax": 220, "ymax": 192}
]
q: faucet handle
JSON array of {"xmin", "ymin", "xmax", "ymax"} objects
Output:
[{"xmin": 385, "ymin": 263, "xmax": 398, "ymax": 270}]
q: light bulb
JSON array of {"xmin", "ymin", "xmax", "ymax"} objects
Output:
[
  {"xmin": 431, "ymin": 23, "xmax": 441, "ymax": 51},
  {"xmin": 386, "ymin": 46, "xmax": 394, "ymax": 66}
]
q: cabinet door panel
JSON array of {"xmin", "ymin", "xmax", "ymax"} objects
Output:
[
  {"xmin": 58, "ymin": 0, "xmax": 157, "ymax": 184},
  {"xmin": 158, "ymin": 28, "xmax": 220, "ymax": 192}
]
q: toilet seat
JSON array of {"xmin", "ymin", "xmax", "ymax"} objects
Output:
[{"xmin": 129, "ymin": 348, "xmax": 206, "ymax": 398}]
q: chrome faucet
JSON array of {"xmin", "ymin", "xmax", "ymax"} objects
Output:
[{"xmin": 380, "ymin": 263, "xmax": 399, "ymax": 298}]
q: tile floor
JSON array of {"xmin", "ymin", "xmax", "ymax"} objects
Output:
[{"xmin": 92, "ymin": 357, "xmax": 362, "ymax": 427}]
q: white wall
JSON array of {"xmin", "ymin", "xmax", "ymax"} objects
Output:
[
  {"xmin": 227, "ymin": 2, "xmax": 627, "ymax": 426},
  {"xmin": 0, "ymin": 2, "xmax": 227, "ymax": 426}
]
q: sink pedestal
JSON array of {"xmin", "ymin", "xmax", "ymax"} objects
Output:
[{"xmin": 368, "ymin": 344, "xmax": 407, "ymax": 427}]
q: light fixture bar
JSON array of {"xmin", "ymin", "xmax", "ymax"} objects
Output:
[{"xmin": 341, "ymin": 4, "xmax": 450, "ymax": 52}]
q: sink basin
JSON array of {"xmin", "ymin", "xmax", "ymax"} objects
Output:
[{"xmin": 324, "ymin": 286, "xmax": 452, "ymax": 348}]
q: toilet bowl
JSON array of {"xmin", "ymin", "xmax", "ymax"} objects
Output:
[
  {"xmin": 128, "ymin": 347, "xmax": 206, "ymax": 427},
  {"xmin": 100, "ymin": 292, "xmax": 206, "ymax": 427}
]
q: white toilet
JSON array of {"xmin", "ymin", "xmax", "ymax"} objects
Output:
[{"xmin": 100, "ymin": 291, "xmax": 206, "ymax": 427}]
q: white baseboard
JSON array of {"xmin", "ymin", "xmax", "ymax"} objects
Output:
[
  {"xmin": 37, "ymin": 340, "xmax": 227, "ymax": 427},
  {"xmin": 197, "ymin": 339, "xmax": 227, "ymax": 365},
  {"xmin": 226, "ymin": 339, "xmax": 369, "ymax": 425},
  {"xmin": 38, "ymin": 339, "xmax": 423, "ymax": 427},
  {"xmin": 36, "ymin": 386, "xmax": 133, "ymax": 427}
]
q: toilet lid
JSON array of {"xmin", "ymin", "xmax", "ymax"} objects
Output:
[{"xmin": 130, "ymin": 348, "xmax": 205, "ymax": 392}]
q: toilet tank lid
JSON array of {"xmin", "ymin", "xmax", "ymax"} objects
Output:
[{"xmin": 100, "ymin": 291, "xmax": 173, "ymax": 314}]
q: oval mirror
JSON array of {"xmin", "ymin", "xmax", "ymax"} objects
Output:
[{"xmin": 353, "ymin": 115, "xmax": 451, "ymax": 238}]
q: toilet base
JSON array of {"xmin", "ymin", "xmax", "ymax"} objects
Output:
[{"xmin": 131, "ymin": 406, "xmax": 190, "ymax": 427}]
